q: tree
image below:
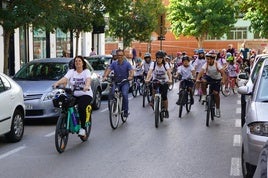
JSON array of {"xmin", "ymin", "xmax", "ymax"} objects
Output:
[
  {"xmin": 239, "ymin": 0, "xmax": 268, "ymax": 38},
  {"xmin": 108, "ymin": 0, "xmax": 165, "ymax": 49},
  {"xmin": 167, "ymin": 0, "xmax": 237, "ymax": 48}
]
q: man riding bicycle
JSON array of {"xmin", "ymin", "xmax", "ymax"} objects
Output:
[
  {"xmin": 196, "ymin": 50, "xmax": 226, "ymax": 118},
  {"xmin": 145, "ymin": 50, "xmax": 172, "ymax": 118},
  {"xmin": 103, "ymin": 49, "xmax": 134, "ymax": 119}
]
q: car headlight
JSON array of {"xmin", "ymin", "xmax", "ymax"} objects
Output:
[
  {"xmin": 249, "ymin": 122, "xmax": 268, "ymax": 136},
  {"xmin": 43, "ymin": 89, "xmax": 62, "ymax": 101}
]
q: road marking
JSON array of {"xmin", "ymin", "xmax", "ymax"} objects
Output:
[
  {"xmin": 233, "ymin": 134, "xmax": 241, "ymax": 147},
  {"xmin": 230, "ymin": 157, "xmax": 241, "ymax": 176},
  {"xmin": 45, "ymin": 131, "xmax": 55, "ymax": 137},
  {"xmin": 236, "ymin": 107, "xmax": 241, "ymax": 114},
  {"xmin": 0, "ymin": 146, "xmax": 26, "ymax": 160},
  {"xmin": 101, "ymin": 108, "xmax": 108, "ymax": 112},
  {"xmin": 235, "ymin": 119, "xmax": 241, "ymax": 128},
  {"xmin": 237, "ymin": 100, "xmax": 241, "ymax": 105}
]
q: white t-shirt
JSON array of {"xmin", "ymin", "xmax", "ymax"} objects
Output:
[
  {"xmin": 194, "ymin": 58, "xmax": 206, "ymax": 73},
  {"xmin": 64, "ymin": 69, "xmax": 93, "ymax": 97},
  {"xmin": 177, "ymin": 65, "xmax": 194, "ymax": 80},
  {"xmin": 202, "ymin": 62, "xmax": 223, "ymax": 80},
  {"xmin": 142, "ymin": 61, "xmax": 152, "ymax": 74},
  {"xmin": 149, "ymin": 62, "xmax": 170, "ymax": 82}
]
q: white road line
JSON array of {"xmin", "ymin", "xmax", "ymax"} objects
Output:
[
  {"xmin": 237, "ymin": 100, "xmax": 241, "ymax": 105},
  {"xmin": 0, "ymin": 146, "xmax": 26, "ymax": 160},
  {"xmin": 235, "ymin": 119, "xmax": 241, "ymax": 128},
  {"xmin": 101, "ymin": 108, "xmax": 109, "ymax": 112},
  {"xmin": 230, "ymin": 157, "xmax": 241, "ymax": 176},
  {"xmin": 45, "ymin": 131, "xmax": 55, "ymax": 137},
  {"xmin": 233, "ymin": 134, "xmax": 241, "ymax": 147},
  {"xmin": 236, "ymin": 107, "xmax": 241, "ymax": 114}
]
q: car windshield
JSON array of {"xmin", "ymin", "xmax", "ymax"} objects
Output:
[
  {"xmin": 251, "ymin": 57, "xmax": 268, "ymax": 83},
  {"xmin": 257, "ymin": 65, "xmax": 268, "ymax": 101},
  {"xmin": 13, "ymin": 62, "xmax": 69, "ymax": 81}
]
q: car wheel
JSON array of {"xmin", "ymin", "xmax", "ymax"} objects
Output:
[
  {"xmin": 242, "ymin": 144, "xmax": 256, "ymax": 178},
  {"xmin": 241, "ymin": 94, "xmax": 246, "ymax": 127},
  {"xmin": 5, "ymin": 109, "xmax": 24, "ymax": 142},
  {"xmin": 92, "ymin": 89, "xmax": 101, "ymax": 110}
]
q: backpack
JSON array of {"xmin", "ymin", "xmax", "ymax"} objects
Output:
[{"xmin": 153, "ymin": 61, "xmax": 167, "ymax": 71}]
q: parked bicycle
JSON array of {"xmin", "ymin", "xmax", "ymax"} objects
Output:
[
  {"xmin": 107, "ymin": 78, "xmax": 129, "ymax": 129},
  {"xmin": 177, "ymin": 79, "xmax": 194, "ymax": 118},
  {"xmin": 52, "ymin": 87, "xmax": 92, "ymax": 153},
  {"xmin": 131, "ymin": 76, "xmax": 144, "ymax": 97},
  {"xmin": 151, "ymin": 79, "xmax": 169, "ymax": 128}
]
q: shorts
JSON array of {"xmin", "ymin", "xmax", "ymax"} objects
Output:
[
  {"xmin": 180, "ymin": 79, "xmax": 194, "ymax": 89},
  {"xmin": 203, "ymin": 75, "xmax": 221, "ymax": 92}
]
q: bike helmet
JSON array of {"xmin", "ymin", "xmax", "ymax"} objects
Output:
[
  {"xmin": 198, "ymin": 48, "xmax": 205, "ymax": 54},
  {"xmin": 182, "ymin": 56, "xmax": 190, "ymax": 62},
  {"xmin": 144, "ymin": 52, "xmax": 151, "ymax": 58},
  {"xmin": 136, "ymin": 58, "xmax": 142, "ymax": 63},
  {"xmin": 205, "ymin": 50, "xmax": 217, "ymax": 59},
  {"xmin": 177, "ymin": 51, "xmax": 182, "ymax": 56},
  {"xmin": 155, "ymin": 50, "xmax": 166, "ymax": 58}
]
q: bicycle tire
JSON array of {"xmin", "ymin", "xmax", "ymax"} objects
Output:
[
  {"xmin": 131, "ymin": 82, "xmax": 138, "ymax": 97},
  {"xmin": 154, "ymin": 97, "xmax": 160, "ymax": 128},
  {"xmin": 186, "ymin": 92, "xmax": 192, "ymax": 112},
  {"xmin": 55, "ymin": 113, "xmax": 69, "ymax": 153},
  {"xmin": 178, "ymin": 90, "xmax": 185, "ymax": 118},
  {"xmin": 211, "ymin": 96, "xmax": 215, "ymax": 121},
  {"xmin": 109, "ymin": 98, "xmax": 119, "ymax": 129},
  {"xmin": 221, "ymin": 85, "xmax": 230, "ymax": 97},
  {"xmin": 79, "ymin": 115, "xmax": 92, "ymax": 142},
  {"xmin": 168, "ymin": 78, "xmax": 174, "ymax": 91},
  {"xmin": 139, "ymin": 82, "xmax": 144, "ymax": 95},
  {"xmin": 142, "ymin": 90, "xmax": 146, "ymax": 107},
  {"xmin": 206, "ymin": 95, "xmax": 211, "ymax": 127}
]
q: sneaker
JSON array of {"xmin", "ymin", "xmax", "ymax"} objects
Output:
[
  {"xmin": 78, "ymin": 128, "xmax": 86, "ymax": 136},
  {"xmin": 201, "ymin": 95, "xmax": 206, "ymax": 102},
  {"xmin": 194, "ymin": 89, "xmax": 198, "ymax": 96},
  {"xmin": 215, "ymin": 108, "xmax": 221, "ymax": 118}
]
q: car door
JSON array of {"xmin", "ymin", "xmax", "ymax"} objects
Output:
[{"xmin": 0, "ymin": 75, "xmax": 12, "ymax": 135}]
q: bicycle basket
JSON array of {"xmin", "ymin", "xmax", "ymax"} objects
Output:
[{"xmin": 53, "ymin": 93, "xmax": 76, "ymax": 108}]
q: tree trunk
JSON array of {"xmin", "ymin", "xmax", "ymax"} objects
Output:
[
  {"xmin": 75, "ymin": 31, "xmax": 80, "ymax": 57},
  {"xmin": 3, "ymin": 30, "xmax": 11, "ymax": 75}
]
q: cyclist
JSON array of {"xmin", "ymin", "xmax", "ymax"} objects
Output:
[
  {"xmin": 142, "ymin": 52, "xmax": 153, "ymax": 95},
  {"xmin": 175, "ymin": 56, "xmax": 195, "ymax": 105},
  {"xmin": 194, "ymin": 48, "xmax": 206, "ymax": 95},
  {"xmin": 196, "ymin": 50, "xmax": 226, "ymax": 118},
  {"xmin": 103, "ymin": 49, "xmax": 134, "ymax": 118},
  {"xmin": 53, "ymin": 56, "xmax": 93, "ymax": 137},
  {"xmin": 226, "ymin": 55, "xmax": 239, "ymax": 90},
  {"xmin": 145, "ymin": 50, "xmax": 172, "ymax": 118},
  {"xmin": 133, "ymin": 58, "xmax": 144, "ymax": 83}
]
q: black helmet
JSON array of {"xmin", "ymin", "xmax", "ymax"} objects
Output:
[
  {"xmin": 182, "ymin": 56, "xmax": 190, "ymax": 62},
  {"xmin": 155, "ymin": 50, "xmax": 166, "ymax": 58},
  {"xmin": 144, "ymin": 52, "xmax": 151, "ymax": 58}
]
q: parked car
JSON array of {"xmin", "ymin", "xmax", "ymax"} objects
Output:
[
  {"xmin": 84, "ymin": 55, "xmax": 113, "ymax": 97},
  {"xmin": 238, "ymin": 58, "xmax": 268, "ymax": 177},
  {"xmin": 13, "ymin": 58, "xmax": 102, "ymax": 120},
  {"xmin": 238, "ymin": 54, "xmax": 268, "ymax": 126},
  {"xmin": 0, "ymin": 72, "xmax": 25, "ymax": 142}
]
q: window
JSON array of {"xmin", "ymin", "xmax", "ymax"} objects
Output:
[{"xmin": 227, "ymin": 27, "xmax": 247, "ymax": 40}]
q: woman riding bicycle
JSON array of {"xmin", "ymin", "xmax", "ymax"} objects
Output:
[
  {"xmin": 145, "ymin": 50, "xmax": 172, "ymax": 118},
  {"xmin": 196, "ymin": 50, "xmax": 226, "ymax": 118},
  {"xmin": 53, "ymin": 56, "xmax": 93, "ymax": 137}
]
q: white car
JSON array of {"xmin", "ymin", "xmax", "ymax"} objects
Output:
[{"xmin": 0, "ymin": 72, "xmax": 25, "ymax": 142}]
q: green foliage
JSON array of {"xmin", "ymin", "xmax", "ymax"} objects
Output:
[
  {"xmin": 108, "ymin": 0, "xmax": 165, "ymax": 49},
  {"xmin": 167, "ymin": 0, "xmax": 237, "ymax": 46}
]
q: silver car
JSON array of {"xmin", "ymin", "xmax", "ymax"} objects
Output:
[
  {"xmin": 238, "ymin": 58, "xmax": 268, "ymax": 177},
  {"xmin": 13, "ymin": 58, "xmax": 102, "ymax": 120}
]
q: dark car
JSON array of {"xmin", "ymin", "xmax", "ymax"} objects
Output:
[
  {"xmin": 84, "ymin": 55, "xmax": 113, "ymax": 96},
  {"xmin": 13, "ymin": 58, "xmax": 102, "ymax": 120}
]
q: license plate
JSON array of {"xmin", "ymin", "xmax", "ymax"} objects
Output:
[{"xmin": 25, "ymin": 104, "xmax": 33, "ymax": 110}]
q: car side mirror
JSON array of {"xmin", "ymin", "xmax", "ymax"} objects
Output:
[
  {"xmin": 238, "ymin": 86, "xmax": 251, "ymax": 95},
  {"xmin": 238, "ymin": 73, "xmax": 249, "ymax": 80}
]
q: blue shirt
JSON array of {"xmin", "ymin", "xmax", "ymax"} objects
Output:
[{"xmin": 109, "ymin": 60, "xmax": 132, "ymax": 82}]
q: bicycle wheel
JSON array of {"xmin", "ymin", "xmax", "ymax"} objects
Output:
[
  {"xmin": 142, "ymin": 85, "xmax": 147, "ymax": 107},
  {"xmin": 131, "ymin": 82, "xmax": 138, "ymax": 97},
  {"xmin": 221, "ymin": 84, "xmax": 230, "ymax": 96},
  {"xmin": 178, "ymin": 90, "xmax": 185, "ymax": 118},
  {"xmin": 109, "ymin": 98, "xmax": 119, "ymax": 129},
  {"xmin": 55, "ymin": 113, "xmax": 69, "ymax": 153},
  {"xmin": 154, "ymin": 97, "xmax": 160, "ymax": 128},
  {"xmin": 186, "ymin": 92, "xmax": 192, "ymax": 112},
  {"xmin": 139, "ymin": 82, "xmax": 144, "ymax": 95},
  {"xmin": 206, "ymin": 95, "xmax": 211, "ymax": 127},
  {"xmin": 211, "ymin": 97, "xmax": 215, "ymax": 121},
  {"xmin": 79, "ymin": 115, "xmax": 92, "ymax": 142}
]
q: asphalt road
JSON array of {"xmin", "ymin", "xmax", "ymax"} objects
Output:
[{"xmin": 0, "ymin": 83, "xmax": 242, "ymax": 178}]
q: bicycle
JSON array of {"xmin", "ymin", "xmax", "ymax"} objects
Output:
[
  {"xmin": 107, "ymin": 78, "xmax": 129, "ymax": 129},
  {"xmin": 177, "ymin": 79, "xmax": 194, "ymax": 118},
  {"xmin": 52, "ymin": 87, "xmax": 92, "ymax": 153},
  {"xmin": 199, "ymin": 80, "xmax": 221, "ymax": 127},
  {"xmin": 142, "ymin": 82, "xmax": 151, "ymax": 107},
  {"xmin": 131, "ymin": 76, "xmax": 144, "ymax": 97},
  {"xmin": 151, "ymin": 79, "xmax": 169, "ymax": 128}
]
